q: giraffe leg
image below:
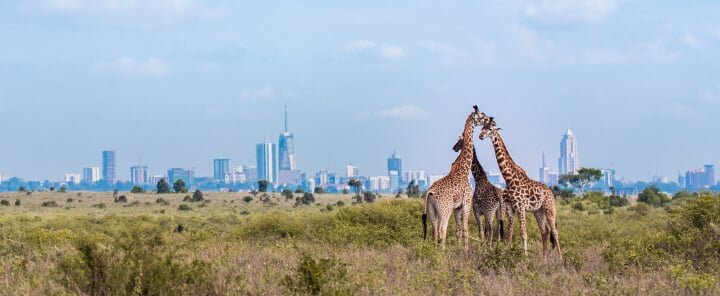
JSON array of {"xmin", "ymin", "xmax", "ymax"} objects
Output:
[
  {"xmin": 462, "ymin": 199, "xmax": 471, "ymax": 252},
  {"xmin": 519, "ymin": 210, "xmax": 528, "ymax": 256},
  {"xmin": 506, "ymin": 207, "xmax": 515, "ymax": 243},
  {"xmin": 453, "ymin": 207, "xmax": 464, "ymax": 245},
  {"xmin": 495, "ymin": 204, "xmax": 504, "ymax": 241},
  {"xmin": 534, "ymin": 210, "xmax": 549, "ymax": 261},
  {"xmin": 427, "ymin": 200, "xmax": 439, "ymax": 243},
  {"xmin": 438, "ymin": 210, "xmax": 451, "ymax": 248},
  {"xmin": 484, "ymin": 211, "xmax": 493, "ymax": 247},
  {"xmin": 473, "ymin": 204, "xmax": 484, "ymax": 243},
  {"xmin": 545, "ymin": 206, "xmax": 562, "ymax": 259}
]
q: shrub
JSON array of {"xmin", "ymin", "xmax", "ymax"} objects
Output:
[
  {"xmin": 294, "ymin": 189, "xmax": 305, "ymax": 194},
  {"xmin": 638, "ymin": 186, "xmax": 671, "ymax": 207},
  {"xmin": 92, "ymin": 203, "xmax": 106, "ymax": 209},
  {"xmin": 571, "ymin": 202, "xmax": 585, "ymax": 211},
  {"xmin": 178, "ymin": 204, "xmax": 192, "ymax": 211},
  {"xmin": 42, "ymin": 201, "xmax": 58, "ymax": 207},
  {"xmin": 130, "ymin": 186, "xmax": 145, "ymax": 193},
  {"xmin": 282, "ymin": 188, "xmax": 294, "ymax": 200},
  {"xmin": 191, "ymin": 190, "xmax": 204, "ymax": 202},
  {"xmin": 609, "ymin": 195, "xmax": 629, "ymax": 207},
  {"xmin": 0, "ymin": 199, "xmax": 9, "ymax": 206},
  {"xmin": 336, "ymin": 201, "xmax": 345, "ymax": 207},
  {"xmin": 314, "ymin": 187, "xmax": 325, "ymax": 194},
  {"xmin": 282, "ymin": 253, "xmax": 349, "ymax": 295},
  {"xmin": 631, "ymin": 203, "xmax": 651, "ymax": 216},
  {"xmin": 326, "ymin": 204, "xmax": 334, "ymax": 211},
  {"xmin": 14, "ymin": 199, "xmax": 21, "ymax": 206},
  {"xmin": 155, "ymin": 198, "xmax": 169, "ymax": 205},
  {"xmin": 295, "ymin": 193, "xmax": 315, "ymax": 206},
  {"xmin": 363, "ymin": 192, "xmax": 376, "ymax": 203},
  {"xmin": 67, "ymin": 198, "xmax": 74, "ymax": 203},
  {"xmin": 183, "ymin": 195, "xmax": 191, "ymax": 202},
  {"xmin": 115, "ymin": 195, "xmax": 128, "ymax": 203},
  {"xmin": 243, "ymin": 196, "xmax": 253, "ymax": 203}
]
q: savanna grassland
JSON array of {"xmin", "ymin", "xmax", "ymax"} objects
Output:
[{"xmin": 0, "ymin": 190, "xmax": 718, "ymax": 295}]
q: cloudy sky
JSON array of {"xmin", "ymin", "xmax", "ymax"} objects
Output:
[{"xmin": 1, "ymin": 0, "xmax": 719, "ymax": 181}]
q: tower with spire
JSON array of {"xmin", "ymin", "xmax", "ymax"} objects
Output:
[
  {"xmin": 558, "ymin": 128, "xmax": 579, "ymax": 176},
  {"xmin": 277, "ymin": 105, "xmax": 301, "ymax": 185}
]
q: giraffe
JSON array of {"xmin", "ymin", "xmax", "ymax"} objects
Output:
[
  {"xmin": 478, "ymin": 118, "xmax": 562, "ymax": 259},
  {"xmin": 451, "ymin": 137, "xmax": 505, "ymax": 245},
  {"xmin": 423, "ymin": 106, "xmax": 488, "ymax": 250}
]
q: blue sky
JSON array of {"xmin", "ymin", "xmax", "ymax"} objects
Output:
[{"xmin": 0, "ymin": 0, "xmax": 719, "ymax": 181}]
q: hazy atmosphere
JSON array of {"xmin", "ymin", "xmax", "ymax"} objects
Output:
[{"xmin": 1, "ymin": 0, "xmax": 718, "ymax": 181}]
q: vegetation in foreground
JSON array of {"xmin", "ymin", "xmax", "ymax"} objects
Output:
[{"xmin": 0, "ymin": 190, "xmax": 718, "ymax": 295}]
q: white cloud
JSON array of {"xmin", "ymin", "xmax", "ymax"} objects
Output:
[
  {"xmin": 39, "ymin": 0, "xmax": 219, "ymax": 18},
  {"xmin": 376, "ymin": 104, "xmax": 426, "ymax": 119},
  {"xmin": 682, "ymin": 33, "xmax": 698, "ymax": 48},
  {"xmin": 93, "ymin": 57, "xmax": 168, "ymax": 77},
  {"xmin": 524, "ymin": 0, "xmax": 616, "ymax": 23},
  {"xmin": 509, "ymin": 25, "xmax": 556, "ymax": 62},
  {"xmin": 347, "ymin": 40, "xmax": 406, "ymax": 61},
  {"xmin": 238, "ymin": 87, "xmax": 275, "ymax": 99}
]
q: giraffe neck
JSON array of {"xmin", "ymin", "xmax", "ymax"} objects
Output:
[
  {"xmin": 471, "ymin": 147, "xmax": 488, "ymax": 182},
  {"xmin": 490, "ymin": 131, "xmax": 527, "ymax": 187},
  {"xmin": 449, "ymin": 115, "xmax": 475, "ymax": 178}
]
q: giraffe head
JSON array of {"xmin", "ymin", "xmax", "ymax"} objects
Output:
[
  {"xmin": 471, "ymin": 105, "xmax": 491, "ymax": 127},
  {"xmin": 452, "ymin": 136, "xmax": 463, "ymax": 152},
  {"xmin": 479, "ymin": 117, "xmax": 501, "ymax": 140}
]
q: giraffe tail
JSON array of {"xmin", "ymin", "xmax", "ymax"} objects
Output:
[
  {"xmin": 422, "ymin": 213, "xmax": 428, "ymax": 240},
  {"xmin": 549, "ymin": 222, "xmax": 557, "ymax": 250}
]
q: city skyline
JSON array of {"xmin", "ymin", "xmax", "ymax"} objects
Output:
[{"xmin": 1, "ymin": 1, "xmax": 719, "ymax": 181}]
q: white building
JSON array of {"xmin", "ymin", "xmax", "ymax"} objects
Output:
[
  {"xmin": 346, "ymin": 164, "xmax": 358, "ymax": 178},
  {"xmin": 82, "ymin": 167, "xmax": 101, "ymax": 183},
  {"xmin": 558, "ymin": 129, "xmax": 579, "ymax": 176},
  {"xmin": 64, "ymin": 174, "xmax": 82, "ymax": 184}
]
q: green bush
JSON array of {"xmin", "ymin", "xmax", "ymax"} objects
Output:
[
  {"xmin": 42, "ymin": 201, "xmax": 58, "ymax": 207},
  {"xmin": 282, "ymin": 253, "xmax": 349, "ymax": 295},
  {"xmin": 191, "ymin": 190, "xmax": 204, "ymax": 202},
  {"xmin": 92, "ymin": 203, "xmax": 106, "ymax": 209},
  {"xmin": 571, "ymin": 202, "xmax": 585, "ymax": 211},
  {"xmin": 0, "ymin": 199, "xmax": 9, "ymax": 206},
  {"xmin": 178, "ymin": 204, "xmax": 192, "ymax": 211},
  {"xmin": 155, "ymin": 198, "xmax": 170, "ymax": 205},
  {"xmin": 243, "ymin": 196, "xmax": 253, "ymax": 203},
  {"xmin": 14, "ymin": 199, "xmax": 21, "ymax": 206},
  {"xmin": 638, "ymin": 186, "xmax": 671, "ymax": 207}
]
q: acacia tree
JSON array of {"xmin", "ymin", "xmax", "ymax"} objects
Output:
[
  {"xmin": 559, "ymin": 167, "xmax": 603, "ymax": 195},
  {"xmin": 257, "ymin": 180, "xmax": 269, "ymax": 192},
  {"xmin": 406, "ymin": 180, "xmax": 420, "ymax": 198},
  {"xmin": 156, "ymin": 178, "xmax": 170, "ymax": 194},
  {"xmin": 173, "ymin": 179, "xmax": 187, "ymax": 193},
  {"xmin": 347, "ymin": 179, "xmax": 362, "ymax": 197}
]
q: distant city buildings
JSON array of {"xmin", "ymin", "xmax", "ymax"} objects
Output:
[
  {"xmin": 538, "ymin": 153, "xmax": 558, "ymax": 186},
  {"xmin": 256, "ymin": 142, "xmax": 278, "ymax": 184},
  {"xmin": 102, "ymin": 150, "xmax": 116, "ymax": 184},
  {"xmin": 64, "ymin": 174, "xmax": 81, "ymax": 184},
  {"xmin": 130, "ymin": 165, "xmax": 149, "ymax": 185},
  {"xmin": 387, "ymin": 150, "xmax": 403, "ymax": 185},
  {"xmin": 213, "ymin": 158, "xmax": 230, "ymax": 182},
  {"xmin": 346, "ymin": 165, "xmax": 358, "ymax": 178},
  {"xmin": 83, "ymin": 167, "xmax": 101, "ymax": 183},
  {"xmin": 278, "ymin": 106, "xmax": 297, "ymax": 171},
  {"xmin": 685, "ymin": 164, "xmax": 715, "ymax": 191},
  {"xmin": 168, "ymin": 168, "xmax": 194, "ymax": 186},
  {"xmin": 558, "ymin": 129, "xmax": 579, "ymax": 176}
]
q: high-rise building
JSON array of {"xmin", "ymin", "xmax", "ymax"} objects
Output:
[
  {"xmin": 213, "ymin": 158, "xmax": 230, "ymax": 182},
  {"xmin": 600, "ymin": 169, "xmax": 615, "ymax": 188},
  {"xmin": 256, "ymin": 142, "xmax": 278, "ymax": 183},
  {"xmin": 130, "ymin": 165, "xmax": 149, "ymax": 185},
  {"xmin": 64, "ymin": 174, "xmax": 81, "ymax": 184},
  {"xmin": 346, "ymin": 164, "xmax": 358, "ymax": 178},
  {"xmin": 149, "ymin": 175, "xmax": 166, "ymax": 186},
  {"xmin": 317, "ymin": 169, "xmax": 329, "ymax": 185},
  {"xmin": 168, "ymin": 168, "xmax": 194, "ymax": 187},
  {"xmin": 389, "ymin": 170, "xmax": 400, "ymax": 191},
  {"xmin": 704, "ymin": 164, "xmax": 715, "ymax": 187},
  {"xmin": 387, "ymin": 150, "xmax": 403, "ymax": 183},
  {"xmin": 242, "ymin": 165, "xmax": 258, "ymax": 182},
  {"xmin": 82, "ymin": 167, "xmax": 101, "ymax": 183},
  {"xmin": 538, "ymin": 152, "xmax": 557, "ymax": 186},
  {"xmin": 278, "ymin": 106, "xmax": 297, "ymax": 171},
  {"xmin": 558, "ymin": 129, "xmax": 579, "ymax": 176},
  {"xmin": 102, "ymin": 150, "xmax": 117, "ymax": 184}
]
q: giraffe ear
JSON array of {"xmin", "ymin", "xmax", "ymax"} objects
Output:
[{"xmin": 473, "ymin": 105, "xmax": 479, "ymax": 112}]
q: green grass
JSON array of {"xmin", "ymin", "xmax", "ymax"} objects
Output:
[{"xmin": 0, "ymin": 191, "xmax": 718, "ymax": 295}]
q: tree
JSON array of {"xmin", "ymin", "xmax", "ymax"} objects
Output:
[
  {"xmin": 638, "ymin": 185, "xmax": 671, "ymax": 207},
  {"xmin": 173, "ymin": 179, "xmax": 187, "ymax": 193},
  {"xmin": 559, "ymin": 167, "xmax": 603, "ymax": 195},
  {"xmin": 192, "ymin": 189, "xmax": 204, "ymax": 202},
  {"xmin": 243, "ymin": 196, "xmax": 254, "ymax": 203},
  {"xmin": 281, "ymin": 188, "xmax": 294, "ymax": 200},
  {"xmin": 363, "ymin": 191, "xmax": 376, "ymax": 203},
  {"xmin": 18, "ymin": 186, "xmax": 27, "ymax": 193},
  {"xmin": 156, "ymin": 178, "xmax": 170, "ymax": 194},
  {"xmin": 59, "ymin": 186, "xmax": 67, "ymax": 193},
  {"xmin": 131, "ymin": 186, "xmax": 145, "ymax": 193},
  {"xmin": 347, "ymin": 179, "xmax": 362, "ymax": 197},
  {"xmin": 258, "ymin": 180, "xmax": 269, "ymax": 192},
  {"xmin": 342, "ymin": 188, "xmax": 349, "ymax": 194},
  {"xmin": 406, "ymin": 180, "xmax": 420, "ymax": 198},
  {"xmin": 314, "ymin": 187, "xmax": 325, "ymax": 194}
]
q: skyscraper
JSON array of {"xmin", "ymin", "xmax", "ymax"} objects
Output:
[
  {"xmin": 102, "ymin": 150, "xmax": 117, "ymax": 184},
  {"xmin": 168, "ymin": 168, "xmax": 194, "ymax": 187},
  {"xmin": 558, "ymin": 129, "xmax": 579, "ymax": 176},
  {"xmin": 538, "ymin": 152, "xmax": 555, "ymax": 186},
  {"xmin": 256, "ymin": 142, "xmax": 278, "ymax": 184},
  {"xmin": 704, "ymin": 164, "xmax": 715, "ymax": 187},
  {"xmin": 130, "ymin": 165, "xmax": 149, "ymax": 185},
  {"xmin": 213, "ymin": 158, "xmax": 230, "ymax": 182},
  {"xmin": 387, "ymin": 150, "xmax": 403, "ymax": 183},
  {"xmin": 82, "ymin": 167, "xmax": 101, "ymax": 183},
  {"xmin": 346, "ymin": 164, "xmax": 358, "ymax": 178},
  {"xmin": 278, "ymin": 106, "xmax": 297, "ymax": 171}
]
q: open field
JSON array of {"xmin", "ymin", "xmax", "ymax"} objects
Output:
[{"xmin": 1, "ymin": 191, "xmax": 718, "ymax": 295}]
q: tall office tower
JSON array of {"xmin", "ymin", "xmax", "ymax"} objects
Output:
[
  {"xmin": 346, "ymin": 164, "xmax": 358, "ymax": 178},
  {"xmin": 168, "ymin": 168, "xmax": 194, "ymax": 187},
  {"xmin": 600, "ymin": 169, "xmax": 615, "ymax": 188},
  {"xmin": 242, "ymin": 165, "xmax": 258, "ymax": 182},
  {"xmin": 538, "ymin": 152, "xmax": 553, "ymax": 185},
  {"xmin": 83, "ymin": 167, "xmax": 101, "ymax": 183},
  {"xmin": 130, "ymin": 165, "xmax": 149, "ymax": 185},
  {"xmin": 558, "ymin": 129, "xmax": 579, "ymax": 176},
  {"xmin": 704, "ymin": 164, "xmax": 715, "ymax": 187},
  {"xmin": 278, "ymin": 106, "xmax": 297, "ymax": 171},
  {"xmin": 256, "ymin": 142, "xmax": 278, "ymax": 183},
  {"xmin": 317, "ymin": 169, "xmax": 329, "ymax": 185},
  {"xmin": 387, "ymin": 150, "xmax": 403, "ymax": 183},
  {"xmin": 389, "ymin": 170, "xmax": 400, "ymax": 191},
  {"xmin": 213, "ymin": 158, "xmax": 230, "ymax": 182},
  {"xmin": 102, "ymin": 150, "xmax": 117, "ymax": 184},
  {"xmin": 678, "ymin": 173, "xmax": 686, "ymax": 188}
]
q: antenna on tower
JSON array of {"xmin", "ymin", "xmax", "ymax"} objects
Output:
[
  {"xmin": 284, "ymin": 105, "xmax": 288, "ymax": 133},
  {"xmin": 542, "ymin": 152, "xmax": 546, "ymax": 167}
]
